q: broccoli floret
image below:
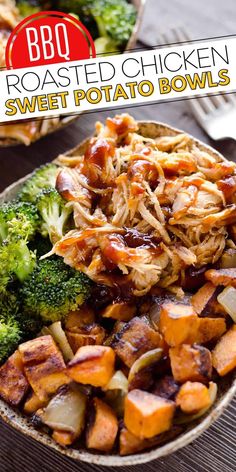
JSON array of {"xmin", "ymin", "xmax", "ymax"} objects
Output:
[
  {"xmin": 15, "ymin": 311, "xmax": 43, "ymax": 341},
  {"xmin": 0, "ymin": 317, "xmax": 21, "ymax": 364},
  {"xmin": 94, "ymin": 37, "xmax": 119, "ymax": 56},
  {"xmin": 0, "ymin": 200, "xmax": 39, "ymax": 243},
  {"xmin": 20, "ymin": 258, "xmax": 91, "ymax": 323},
  {"xmin": 0, "ymin": 292, "xmax": 21, "ymax": 363},
  {"xmin": 56, "ymin": 0, "xmax": 136, "ymax": 48},
  {"xmin": 0, "ymin": 290, "xmax": 42, "ymax": 363},
  {"xmin": 36, "ymin": 188, "xmax": 73, "ymax": 244},
  {"xmin": 0, "ymin": 291, "xmax": 20, "ymax": 319},
  {"xmin": 0, "ymin": 201, "xmax": 39, "ymax": 289},
  {"xmin": 18, "ymin": 164, "xmax": 59, "ymax": 204},
  {"xmin": 90, "ymin": 0, "xmax": 137, "ymax": 48},
  {"xmin": 17, "ymin": 0, "xmax": 40, "ymax": 17}
]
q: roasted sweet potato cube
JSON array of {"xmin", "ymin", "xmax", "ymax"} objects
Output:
[
  {"xmin": 66, "ymin": 324, "xmax": 105, "ymax": 353},
  {"xmin": 159, "ymin": 303, "xmax": 199, "ymax": 346},
  {"xmin": 65, "ymin": 307, "xmax": 95, "ymax": 332},
  {"xmin": 170, "ymin": 344, "xmax": 212, "ymax": 383},
  {"xmin": 191, "ymin": 283, "xmax": 225, "ymax": 317},
  {"xmin": 67, "ymin": 345, "xmax": 115, "ymax": 387},
  {"xmin": 19, "ymin": 336, "xmax": 70, "ymax": 402},
  {"xmin": 52, "ymin": 430, "xmax": 75, "ymax": 447},
  {"xmin": 120, "ymin": 427, "xmax": 149, "ymax": 456},
  {"xmin": 212, "ymin": 325, "xmax": 236, "ymax": 376},
  {"xmin": 24, "ymin": 391, "xmax": 47, "ymax": 414},
  {"xmin": 0, "ymin": 350, "xmax": 29, "ymax": 406},
  {"xmin": 119, "ymin": 426, "xmax": 182, "ymax": 456},
  {"xmin": 196, "ymin": 317, "xmax": 226, "ymax": 344},
  {"xmin": 124, "ymin": 389, "xmax": 175, "ymax": 439},
  {"xmin": 176, "ymin": 381, "xmax": 211, "ymax": 413},
  {"xmin": 101, "ymin": 303, "xmax": 136, "ymax": 321},
  {"xmin": 86, "ymin": 398, "xmax": 118, "ymax": 452},
  {"xmin": 112, "ymin": 317, "xmax": 163, "ymax": 368},
  {"xmin": 152, "ymin": 375, "xmax": 179, "ymax": 400},
  {"xmin": 191, "ymin": 283, "xmax": 214, "ymax": 314},
  {"xmin": 205, "ymin": 268, "xmax": 236, "ymax": 287}
]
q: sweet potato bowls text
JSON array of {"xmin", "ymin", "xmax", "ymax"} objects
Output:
[{"xmin": 0, "ymin": 115, "xmax": 235, "ymax": 465}]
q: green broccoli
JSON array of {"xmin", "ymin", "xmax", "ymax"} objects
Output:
[
  {"xmin": 20, "ymin": 257, "xmax": 91, "ymax": 323},
  {"xmin": 0, "ymin": 290, "xmax": 42, "ymax": 363},
  {"xmin": 15, "ymin": 311, "xmax": 43, "ymax": 341},
  {"xmin": 0, "ymin": 317, "xmax": 21, "ymax": 364},
  {"xmin": 94, "ymin": 37, "xmax": 119, "ymax": 56},
  {"xmin": 36, "ymin": 188, "xmax": 73, "ymax": 244},
  {"xmin": 0, "ymin": 200, "xmax": 39, "ymax": 243},
  {"xmin": 0, "ymin": 291, "xmax": 20, "ymax": 319},
  {"xmin": 17, "ymin": 0, "xmax": 40, "ymax": 17},
  {"xmin": 90, "ymin": 0, "xmax": 137, "ymax": 48},
  {"xmin": 0, "ymin": 201, "xmax": 39, "ymax": 289},
  {"xmin": 18, "ymin": 163, "xmax": 59, "ymax": 204},
  {"xmin": 55, "ymin": 0, "xmax": 136, "ymax": 49},
  {"xmin": 0, "ymin": 293, "xmax": 21, "ymax": 363}
]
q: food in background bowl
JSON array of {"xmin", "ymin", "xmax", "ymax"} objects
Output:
[
  {"xmin": 0, "ymin": 114, "xmax": 236, "ymax": 462},
  {"xmin": 0, "ymin": 0, "xmax": 142, "ymax": 146}
]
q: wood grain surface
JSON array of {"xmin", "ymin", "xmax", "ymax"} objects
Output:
[{"xmin": 0, "ymin": 0, "xmax": 236, "ymax": 470}]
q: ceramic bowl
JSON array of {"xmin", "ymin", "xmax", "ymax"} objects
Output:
[{"xmin": 0, "ymin": 121, "xmax": 235, "ymax": 466}]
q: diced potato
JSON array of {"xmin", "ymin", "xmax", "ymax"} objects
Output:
[
  {"xmin": 101, "ymin": 303, "xmax": 136, "ymax": 321},
  {"xmin": 170, "ymin": 344, "xmax": 212, "ymax": 383},
  {"xmin": 67, "ymin": 345, "xmax": 115, "ymax": 387},
  {"xmin": 66, "ymin": 324, "xmax": 105, "ymax": 354},
  {"xmin": 212, "ymin": 325, "xmax": 236, "ymax": 376},
  {"xmin": 196, "ymin": 317, "xmax": 226, "ymax": 344},
  {"xmin": 176, "ymin": 381, "xmax": 211, "ymax": 413},
  {"xmin": 86, "ymin": 398, "xmax": 118, "ymax": 452},
  {"xmin": 205, "ymin": 268, "xmax": 236, "ymax": 287},
  {"xmin": 120, "ymin": 427, "xmax": 149, "ymax": 456},
  {"xmin": 52, "ymin": 430, "xmax": 75, "ymax": 447},
  {"xmin": 191, "ymin": 282, "xmax": 216, "ymax": 315},
  {"xmin": 124, "ymin": 389, "xmax": 175, "ymax": 439},
  {"xmin": 152, "ymin": 375, "xmax": 179, "ymax": 400},
  {"xmin": 191, "ymin": 282, "xmax": 225, "ymax": 317},
  {"xmin": 24, "ymin": 391, "xmax": 47, "ymax": 414},
  {"xmin": 65, "ymin": 307, "xmax": 95, "ymax": 332},
  {"xmin": 19, "ymin": 336, "xmax": 70, "ymax": 402},
  {"xmin": 112, "ymin": 317, "xmax": 164, "ymax": 368},
  {"xmin": 0, "ymin": 350, "xmax": 29, "ymax": 406},
  {"xmin": 119, "ymin": 426, "xmax": 182, "ymax": 456},
  {"xmin": 159, "ymin": 303, "xmax": 199, "ymax": 346}
]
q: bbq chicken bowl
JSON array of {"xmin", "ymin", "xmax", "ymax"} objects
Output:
[{"xmin": 0, "ymin": 113, "xmax": 235, "ymax": 464}]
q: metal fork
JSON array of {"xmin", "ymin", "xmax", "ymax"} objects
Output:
[{"xmin": 158, "ymin": 28, "xmax": 236, "ymax": 141}]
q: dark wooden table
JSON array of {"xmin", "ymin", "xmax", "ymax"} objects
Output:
[{"xmin": 0, "ymin": 0, "xmax": 236, "ymax": 470}]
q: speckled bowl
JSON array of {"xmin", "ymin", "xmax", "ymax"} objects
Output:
[
  {"xmin": 0, "ymin": 0, "xmax": 146, "ymax": 147},
  {"xmin": 0, "ymin": 121, "xmax": 235, "ymax": 466}
]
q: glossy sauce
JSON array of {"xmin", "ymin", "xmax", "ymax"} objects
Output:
[{"xmin": 106, "ymin": 115, "xmax": 137, "ymax": 136}]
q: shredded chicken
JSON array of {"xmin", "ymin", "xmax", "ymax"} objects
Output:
[{"xmin": 52, "ymin": 113, "xmax": 236, "ymax": 295}]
